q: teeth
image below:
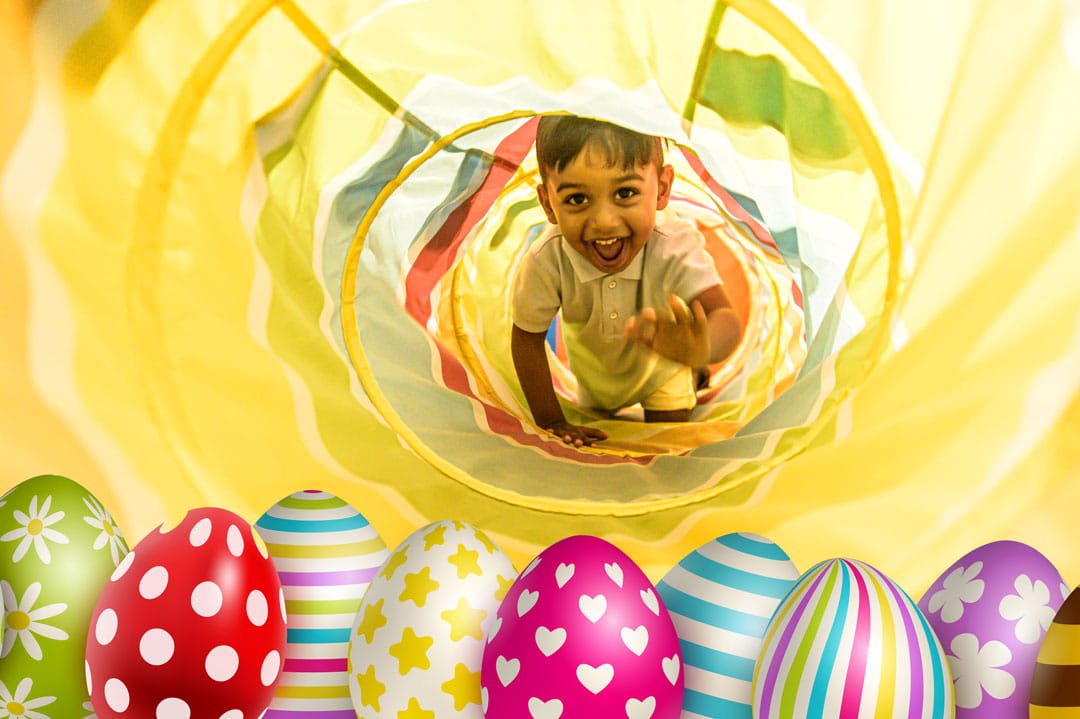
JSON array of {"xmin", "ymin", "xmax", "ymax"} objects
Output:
[{"xmin": 594, "ymin": 238, "xmax": 621, "ymax": 246}]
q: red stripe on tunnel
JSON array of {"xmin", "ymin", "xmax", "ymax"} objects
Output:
[
  {"xmin": 404, "ymin": 117, "xmax": 539, "ymax": 325},
  {"xmin": 679, "ymin": 147, "xmax": 777, "ymax": 252}
]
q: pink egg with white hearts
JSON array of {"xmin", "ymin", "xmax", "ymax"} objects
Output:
[
  {"xmin": 86, "ymin": 507, "xmax": 287, "ymax": 718},
  {"xmin": 918, "ymin": 540, "xmax": 1067, "ymax": 718},
  {"xmin": 481, "ymin": 535, "xmax": 682, "ymax": 719}
]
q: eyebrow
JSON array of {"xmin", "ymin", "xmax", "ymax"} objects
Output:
[{"xmin": 555, "ymin": 172, "xmax": 645, "ymax": 193}]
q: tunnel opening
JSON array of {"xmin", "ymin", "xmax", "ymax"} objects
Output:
[{"xmin": 247, "ymin": 4, "xmax": 906, "ymax": 510}]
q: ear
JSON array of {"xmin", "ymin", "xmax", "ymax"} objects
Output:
[
  {"xmin": 536, "ymin": 182, "xmax": 558, "ymax": 224},
  {"xmin": 655, "ymin": 164, "xmax": 675, "ymax": 210}
]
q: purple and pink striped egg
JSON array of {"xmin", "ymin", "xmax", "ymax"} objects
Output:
[
  {"xmin": 255, "ymin": 490, "xmax": 389, "ymax": 718},
  {"xmin": 753, "ymin": 558, "xmax": 953, "ymax": 719}
]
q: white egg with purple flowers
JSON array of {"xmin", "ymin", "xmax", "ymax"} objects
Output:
[{"xmin": 919, "ymin": 540, "xmax": 1066, "ymax": 718}]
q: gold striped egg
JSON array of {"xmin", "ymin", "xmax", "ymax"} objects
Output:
[{"xmin": 1030, "ymin": 585, "xmax": 1080, "ymax": 716}]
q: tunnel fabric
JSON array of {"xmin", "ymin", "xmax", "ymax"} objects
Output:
[{"xmin": 2, "ymin": 0, "xmax": 1079, "ymax": 591}]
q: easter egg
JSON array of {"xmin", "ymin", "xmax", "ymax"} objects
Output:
[
  {"xmin": 1030, "ymin": 585, "xmax": 1080, "ymax": 716},
  {"xmin": 0, "ymin": 474, "xmax": 129, "ymax": 717},
  {"xmin": 919, "ymin": 540, "xmax": 1066, "ymax": 717},
  {"xmin": 255, "ymin": 489, "xmax": 389, "ymax": 717},
  {"xmin": 482, "ymin": 535, "xmax": 683, "ymax": 719},
  {"xmin": 657, "ymin": 532, "xmax": 799, "ymax": 718},
  {"xmin": 86, "ymin": 507, "xmax": 287, "ymax": 718},
  {"xmin": 348, "ymin": 520, "xmax": 514, "ymax": 717},
  {"xmin": 754, "ymin": 558, "xmax": 953, "ymax": 718}
]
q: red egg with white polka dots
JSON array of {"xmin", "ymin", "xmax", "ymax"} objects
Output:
[{"xmin": 85, "ymin": 507, "xmax": 287, "ymax": 718}]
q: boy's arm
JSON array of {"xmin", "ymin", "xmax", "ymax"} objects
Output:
[
  {"xmin": 511, "ymin": 325, "xmax": 608, "ymax": 447},
  {"xmin": 695, "ymin": 284, "xmax": 741, "ymax": 364},
  {"xmin": 624, "ymin": 284, "xmax": 741, "ymax": 367}
]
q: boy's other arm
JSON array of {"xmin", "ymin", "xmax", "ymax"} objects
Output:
[
  {"xmin": 695, "ymin": 284, "xmax": 741, "ymax": 364},
  {"xmin": 511, "ymin": 325, "xmax": 608, "ymax": 447}
]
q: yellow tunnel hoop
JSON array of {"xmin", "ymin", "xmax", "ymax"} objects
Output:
[
  {"xmin": 340, "ymin": 12, "xmax": 903, "ymax": 516},
  {"xmin": 127, "ymin": 0, "xmax": 904, "ymax": 518},
  {"xmin": 130, "ymin": 0, "xmax": 281, "ymax": 507},
  {"xmin": 722, "ymin": 0, "xmax": 904, "ymax": 384}
]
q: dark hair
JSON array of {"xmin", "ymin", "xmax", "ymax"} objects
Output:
[{"xmin": 535, "ymin": 115, "xmax": 664, "ymax": 181}]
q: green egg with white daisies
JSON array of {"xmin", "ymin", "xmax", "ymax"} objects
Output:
[{"xmin": 0, "ymin": 474, "xmax": 129, "ymax": 717}]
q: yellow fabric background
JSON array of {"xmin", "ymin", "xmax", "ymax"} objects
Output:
[{"xmin": 1, "ymin": 0, "xmax": 1078, "ymax": 600}]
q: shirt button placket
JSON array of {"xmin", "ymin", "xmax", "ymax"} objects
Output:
[{"xmin": 603, "ymin": 278, "xmax": 619, "ymax": 337}]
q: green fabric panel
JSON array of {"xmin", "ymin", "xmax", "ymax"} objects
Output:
[{"xmin": 699, "ymin": 48, "xmax": 857, "ymax": 160}]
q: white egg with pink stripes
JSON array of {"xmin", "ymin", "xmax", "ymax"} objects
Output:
[
  {"xmin": 255, "ymin": 490, "xmax": 389, "ymax": 718},
  {"xmin": 752, "ymin": 558, "xmax": 953, "ymax": 719}
]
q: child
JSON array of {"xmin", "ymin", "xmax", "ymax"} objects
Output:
[{"xmin": 511, "ymin": 115, "xmax": 742, "ymax": 447}]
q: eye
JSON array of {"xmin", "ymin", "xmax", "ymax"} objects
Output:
[
  {"xmin": 615, "ymin": 187, "xmax": 639, "ymax": 200},
  {"xmin": 564, "ymin": 193, "xmax": 587, "ymax": 206}
]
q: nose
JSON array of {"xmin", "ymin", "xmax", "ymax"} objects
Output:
[{"xmin": 590, "ymin": 198, "xmax": 621, "ymax": 234}]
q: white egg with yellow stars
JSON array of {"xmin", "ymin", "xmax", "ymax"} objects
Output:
[{"xmin": 347, "ymin": 520, "xmax": 515, "ymax": 718}]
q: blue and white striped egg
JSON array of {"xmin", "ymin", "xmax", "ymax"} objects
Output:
[
  {"xmin": 656, "ymin": 533, "xmax": 798, "ymax": 719},
  {"xmin": 753, "ymin": 558, "xmax": 954, "ymax": 719},
  {"xmin": 254, "ymin": 490, "xmax": 389, "ymax": 718}
]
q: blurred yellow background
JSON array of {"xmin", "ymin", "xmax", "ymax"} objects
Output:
[{"xmin": 1, "ymin": 0, "xmax": 1078, "ymax": 599}]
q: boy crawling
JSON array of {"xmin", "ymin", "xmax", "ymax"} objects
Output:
[{"xmin": 511, "ymin": 115, "xmax": 742, "ymax": 447}]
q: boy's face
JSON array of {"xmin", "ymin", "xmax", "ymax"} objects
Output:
[{"xmin": 537, "ymin": 144, "xmax": 674, "ymax": 275}]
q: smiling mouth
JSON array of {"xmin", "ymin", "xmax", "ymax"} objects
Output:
[{"xmin": 591, "ymin": 237, "xmax": 626, "ymax": 264}]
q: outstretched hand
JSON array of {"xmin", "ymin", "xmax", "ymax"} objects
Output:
[
  {"xmin": 624, "ymin": 294, "xmax": 710, "ymax": 367},
  {"xmin": 542, "ymin": 419, "xmax": 609, "ymax": 447}
]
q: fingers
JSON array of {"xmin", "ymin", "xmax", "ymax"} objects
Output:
[
  {"xmin": 626, "ymin": 297, "xmax": 697, "ymax": 356},
  {"xmin": 568, "ymin": 427, "xmax": 608, "ymax": 446},
  {"xmin": 689, "ymin": 299, "xmax": 708, "ymax": 344},
  {"xmin": 640, "ymin": 306, "xmax": 659, "ymax": 330},
  {"xmin": 689, "ymin": 298, "xmax": 707, "ymax": 327},
  {"xmin": 639, "ymin": 320, "xmax": 657, "ymax": 345},
  {"xmin": 625, "ymin": 308, "xmax": 658, "ymax": 346},
  {"xmin": 556, "ymin": 431, "xmax": 585, "ymax": 448},
  {"xmin": 551, "ymin": 424, "xmax": 607, "ymax": 447},
  {"xmin": 669, "ymin": 294, "xmax": 694, "ymax": 326}
]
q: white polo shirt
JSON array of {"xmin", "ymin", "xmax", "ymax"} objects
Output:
[{"xmin": 512, "ymin": 218, "xmax": 721, "ymax": 411}]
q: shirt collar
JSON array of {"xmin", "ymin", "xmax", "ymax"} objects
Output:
[{"xmin": 559, "ymin": 233, "xmax": 646, "ymax": 283}]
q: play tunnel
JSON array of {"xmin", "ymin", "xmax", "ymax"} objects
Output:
[
  {"xmin": 249, "ymin": 0, "xmax": 912, "ymax": 510},
  {"xmin": 2, "ymin": 0, "xmax": 1080, "ymax": 589}
]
